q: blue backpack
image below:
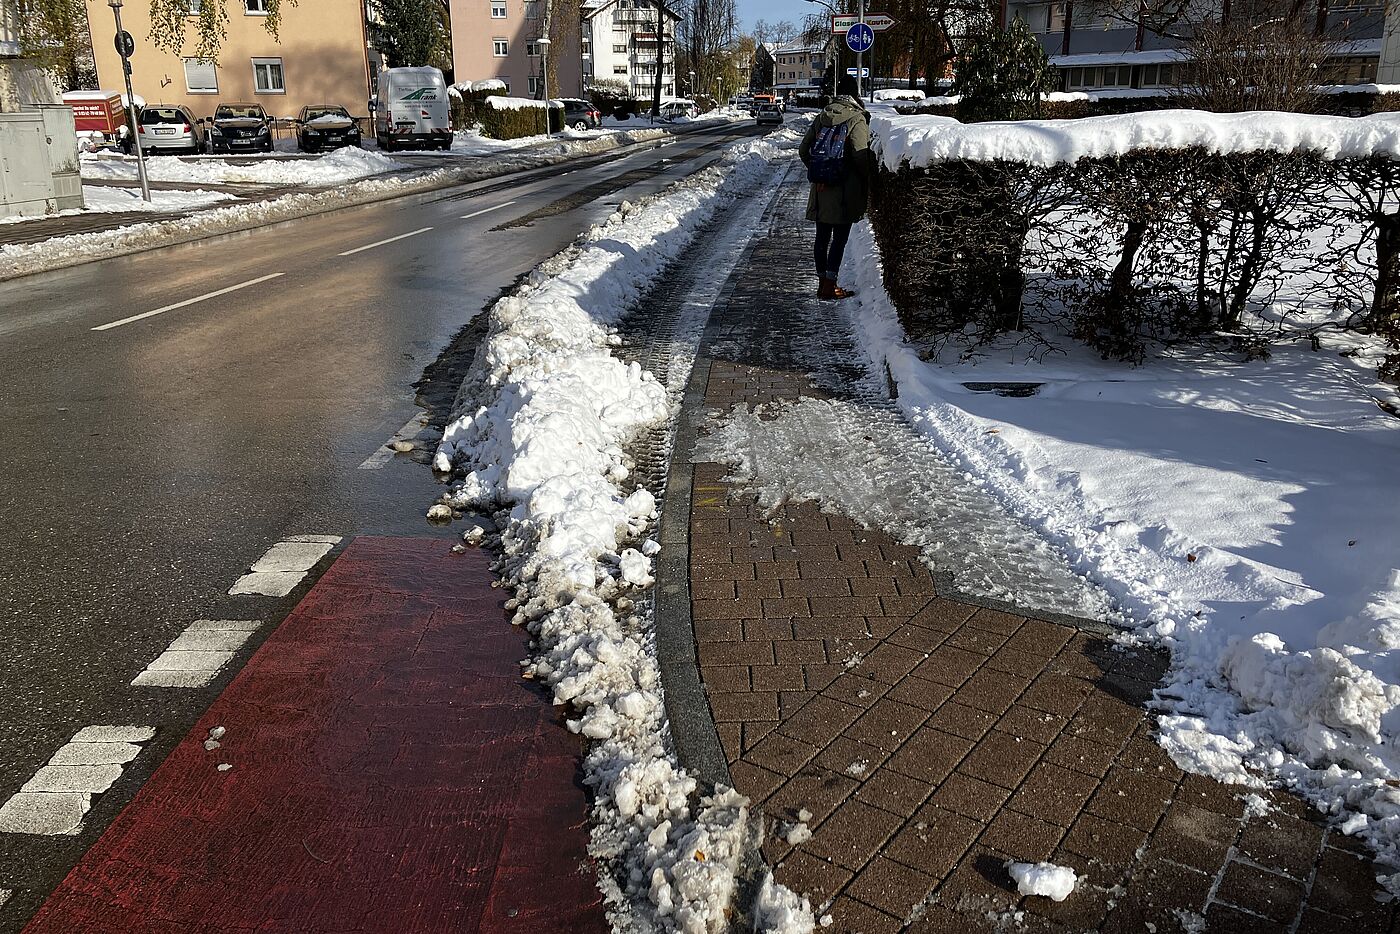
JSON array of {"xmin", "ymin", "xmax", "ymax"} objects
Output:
[{"xmin": 807, "ymin": 120, "xmax": 851, "ymax": 184}]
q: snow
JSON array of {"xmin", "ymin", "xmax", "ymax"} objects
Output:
[
  {"xmin": 752, "ymin": 873, "xmax": 816, "ymax": 933},
  {"xmin": 873, "ymin": 109, "xmax": 1400, "ymax": 169},
  {"xmin": 433, "ymin": 125, "xmax": 809, "ymax": 932},
  {"xmin": 844, "ymin": 207, "xmax": 1400, "ymax": 886},
  {"xmin": 484, "ymin": 95, "xmax": 548, "ymax": 110},
  {"xmin": 871, "ymin": 89, "xmax": 926, "ymax": 102},
  {"xmin": 0, "ymin": 185, "xmax": 234, "ymax": 224},
  {"xmin": 80, "ymin": 146, "xmax": 405, "ymax": 186},
  {"xmin": 1006, "ymin": 861, "xmax": 1078, "ymax": 901}
]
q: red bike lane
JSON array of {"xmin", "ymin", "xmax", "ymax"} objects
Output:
[{"xmin": 25, "ymin": 536, "xmax": 607, "ymax": 933}]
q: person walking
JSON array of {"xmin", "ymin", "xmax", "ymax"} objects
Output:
[{"xmin": 798, "ymin": 76, "xmax": 874, "ymax": 300}]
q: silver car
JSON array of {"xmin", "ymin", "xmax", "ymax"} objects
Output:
[
  {"xmin": 755, "ymin": 103, "xmax": 783, "ymax": 126},
  {"xmin": 138, "ymin": 105, "xmax": 203, "ymax": 155}
]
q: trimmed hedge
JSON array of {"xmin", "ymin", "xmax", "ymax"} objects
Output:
[
  {"xmin": 452, "ymin": 88, "xmax": 554, "ymax": 139},
  {"xmin": 869, "ymin": 145, "xmax": 1400, "ymax": 369}
]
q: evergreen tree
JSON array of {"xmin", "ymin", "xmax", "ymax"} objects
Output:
[
  {"xmin": 952, "ymin": 17, "xmax": 1053, "ymax": 123},
  {"xmin": 367, "ymin": 0, "xmax": 451, "ymax": 70}
]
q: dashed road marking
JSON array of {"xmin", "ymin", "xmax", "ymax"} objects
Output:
[
  {"xmin": 131, "ymin": 620, "xmax": 260, "ymax": 688},
  {"xmin": 229, "ymin": 536, "xmax": 341, "ymax": 596},
  {"xmin": 337, "ymin": 226, "xmax": 433, "ymax": 256},
  {"xmin": 0, "ymin": 727, "xmax": 154, "ymax": 835},
  {"xmin": 461, "ymin": 200, "xmax": 517, "ymax": 220},
  {"xmin": 90, "ymin": 273, "xmax": 285, "ymax": 331},
  {"xmin": 358, "ymin": 411, "xmax": 429, "ymax": 469}
]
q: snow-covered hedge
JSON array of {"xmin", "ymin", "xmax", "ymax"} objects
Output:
[
  {"xmin": 873, "ymin": 109, "xmax": 1400, "ymax": 169},
  {"xmin": 869, "ymin": 110, "xmax": 1400, "ymax": 367},
  {"xmin": 452, "ymin": 86, "xmax": 555, "ymax": 139}
]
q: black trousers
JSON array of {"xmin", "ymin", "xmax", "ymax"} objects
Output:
[{"xmin": 814, "ymin": 221, "xmax": 852, "ymax": 281}]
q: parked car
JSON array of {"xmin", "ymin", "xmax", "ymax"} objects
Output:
[
  {"xmin": 558, "ymin": 98, "xmax": 602, "ymax": 131},
  {"xmin": 755, "ymin": 102, "xmax": 783, "ymax": 126},
  {"xmin": 375, "ymin": 67, "xmax": 452, "ymax": 151},
  {"xmin": 658, "ymin": 99, "xmax": 698, "ymax": 121},
  {"xmin": 295, "ymin": 105, "xmax": 361, "ymax": 152},
  {"xmin": 207, "ymin": 102, "xmax": 273, "ymax": 154},
  {"xmin": 137, "ymin": 105, "xmax": 203, "ymax": 155}
]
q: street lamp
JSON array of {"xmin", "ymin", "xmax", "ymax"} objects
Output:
[
  {"xmin": 107, "ymin": 0, "xmax": 150, "ymax": 202},
  {"xmin": 537, "ymin": 35, "xmax": 553, "ymax": 132}
]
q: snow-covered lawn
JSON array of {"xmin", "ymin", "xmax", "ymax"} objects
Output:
[
  {"xmin": 80, "ymin": 146, "xmax": 407, "ymax": 187},
  {"xmin": 0, "ymin": 185, "xmax": 235, "ymax": 226},
  {"xmin": 433, "ymin": 124, "xmax": 813, "ymax": 932},
  {"xmin": 847, "ymin": 216, "xmax": 1400, "ymax": 887}
]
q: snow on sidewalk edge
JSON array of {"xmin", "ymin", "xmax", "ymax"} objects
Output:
[{"xmin": 433, "ymin": 125, "xmax": 815, "ymax": 933}]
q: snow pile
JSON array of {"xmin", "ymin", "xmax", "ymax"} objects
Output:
[
  {"xmin": 873, "ymin": 109, "xmax": 1400, "ymax": 169},
  {"xmin": 80, "ymin": 146, "xmax": 405, "ymax": 186},
  {"xmin": 484, "ymin": 95, "xmax": 549, "ymax": 111},
  {"xmin": 1006, "ymin": 861, "xmax": 1077, "ymax": 901},
  {"xmin": 433, "ymin": 126, "xmax": 810, "ymax": 932},
  {"xmin": 871, "ymin": 89, "xmax": 925, "ymax": 102},
  {"xmin": 844, "ymin": 216, "xmax": 1400, "ymax": 887},
  {"xmin": 0, "ymin": 185, "xmax": 234, "ymax": 224}
]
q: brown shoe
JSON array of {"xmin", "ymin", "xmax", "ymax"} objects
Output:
[
  {"xmin": 817, "ymin": 277, "xmax": 834, "ymax": 299},
  {"xmin": 828, "ymin": 283, "xmax": 853, "ymax": 300}
]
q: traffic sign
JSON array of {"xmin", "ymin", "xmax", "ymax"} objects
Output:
[
  {"xmin": 832, "ymin": 13, "xmax": 897, "ymax": 33},
  {"xmin": 114, "ymin": 30, "xmax": 134, "ymax": 58},
  {"xmin": 846, "ymin": 22, "xmax": 874, "ymax": 53},
  {"xmin": 845, "ymin": 67, "xmax": 870, "ymax": 76}
]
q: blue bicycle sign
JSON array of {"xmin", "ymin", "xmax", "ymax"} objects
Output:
[{"xmin": 845, "ymin": 22, "xmax": 874, "ymax": 53}]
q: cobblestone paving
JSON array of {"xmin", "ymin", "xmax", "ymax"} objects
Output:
[{"xmin": 686, "ymin": 180, "xmax": 1393, "ymax": 932}]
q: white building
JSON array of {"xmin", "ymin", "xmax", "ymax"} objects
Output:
[{"xmin": 582, "ymin": 0, "xmax": 680, "ymax": 101}]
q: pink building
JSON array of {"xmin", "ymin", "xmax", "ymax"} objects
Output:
[{"xmin": 449, "ymin": 0, "xmax": 583, "ymax": 98}]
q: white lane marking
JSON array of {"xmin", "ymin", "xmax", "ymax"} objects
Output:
[
  {"xmin": 91, "ymin": 273, "xmax": 284, "ymax": 332},
  {"xmin": 229, "ymin": 536, "xmax": 341, "ymax": 596},
  {"xmin": 461, "ymin": 200, "xmax": 517, "ymax": 220},
  {"xmin": 0, "ymin": 727, "xmax": 154, "ymax": 835},
  {"xmin": 131, "ymin": 620, "xmax": 260, "ymax": 687},
  {"xmin": 358, "ymin": 411, "xmax": 429, "ymax": 469},
  {"xmin": 337, "ymin": 226, "xmax": 433, "ymax": 256}
]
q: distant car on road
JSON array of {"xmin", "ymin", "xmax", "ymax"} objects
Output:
[
  {"xmin": 207, "ymin": 102, "xmax": 273, "ymax": 154},
  {"xmin": 557, "ymin": 98, "xmax": 602, "ymax": 131},
  {"xmin": 137, "ymin": 105, "xmax": 203, "ymax": 156},
  {"xmin": 295, "ymin": 105, "xmax": 361, "ymax": 152},
  {"xmin": 755, "ymin": 102, "xmax": 783, "ymax": 126}
]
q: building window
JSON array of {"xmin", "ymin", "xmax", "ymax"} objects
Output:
[
  {"xmin": 183, "ymin": 57, "xmax": 217, "ymax": 93},
  {"xmin": 524, "ymin": 0, "xmax": 539, "ymax": 17},
  {"xmin": 613, "ymin": 64, "xmax": 628, "ymax": 74},
  {"xmin": 613, "ymin": 43, "xmax": 627, "ymax": 53},
  {"xmin": 186, "ymin": 0, "xmax": 202, "ymax": 13},
  {"xmin": 493, "ymin": 38, "xmax": 509, "ymax": 56},
  {"xmin": 252, "ymin": 57, "xmax": 285, "ymax": 93},
  {"xmin": 526, "ymin": 40, "xmax": 539, "ymax": 56},
  {"xmin": 491, "ymin": 0, "xmax": 506, "ymax": 16},
  {"xmin": 528, "ymin": 76, "xmax": 543, "ymax": 95},
  {"xmin": 244, "ymin": 0, "xmax": 268, "ymax": 13}
]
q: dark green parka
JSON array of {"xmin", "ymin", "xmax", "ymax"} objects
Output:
[{"xmin": 798, "ymin": 96, "xmax": 875, "ymax": 225}]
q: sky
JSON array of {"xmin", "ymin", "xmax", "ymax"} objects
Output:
[{"xmin": 737, "ymin": 0, "xmax": 824, "ymax": 35}]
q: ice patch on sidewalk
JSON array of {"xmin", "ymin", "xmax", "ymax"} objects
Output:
[{"xmin": 694, "ymin": 396, "xmax": 1115, "ymax": 622}]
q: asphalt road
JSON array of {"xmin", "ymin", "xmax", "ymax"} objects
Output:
[{"xmin": 0, "ymin": 118, "xmax": 769, "ymax": 929}]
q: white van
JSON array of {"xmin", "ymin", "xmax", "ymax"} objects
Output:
[{"xmin": 374, "ymin": 67, "xmax": 452, "ymax": 151}]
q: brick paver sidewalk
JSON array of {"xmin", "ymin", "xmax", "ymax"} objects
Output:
[{"xmin": 681, "ymin": 178, "xmax": 1392, "ymax": 933}]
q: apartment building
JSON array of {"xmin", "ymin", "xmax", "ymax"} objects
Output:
[
  {"xmin": 771, "ymin": 42, "xmax": 825, "ymax": 94},
  {"xmin": 86, "ymin": 0, "xmax": 373, "ymax": 119},
  {"xmin": 451, "ymin": 0, "xmax": 582, "ymax": 97},
  {"xmin": 581, "ymin": 0, "xmax": 680, "ymax": 101},
  {"xmin": 1005, "ymin": 0, "xmax": 1400, "ymax": 91}
]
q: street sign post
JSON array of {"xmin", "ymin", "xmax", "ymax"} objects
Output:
[
  {"xmin": 106, "ymin": 0, "xmax": 149, "ymax": 203},
  {"xmin": 845, "ymin": 23, "xmax": 873, "ymax": 53},
  {"xmin": 831, "ymin": 13, "xmax": 897, "ymax": 33},
  {"xmin": 845, "ymin": 67, "xmax": 870, "ymax": 77},
  {"xmin": 114, "ymin": 30, "xmax": 134, "ymax": 58}
]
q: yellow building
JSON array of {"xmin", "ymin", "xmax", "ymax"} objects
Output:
[{"xmin": 86, "ymin": 0, "xmax": 374, "ymax": 121}]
